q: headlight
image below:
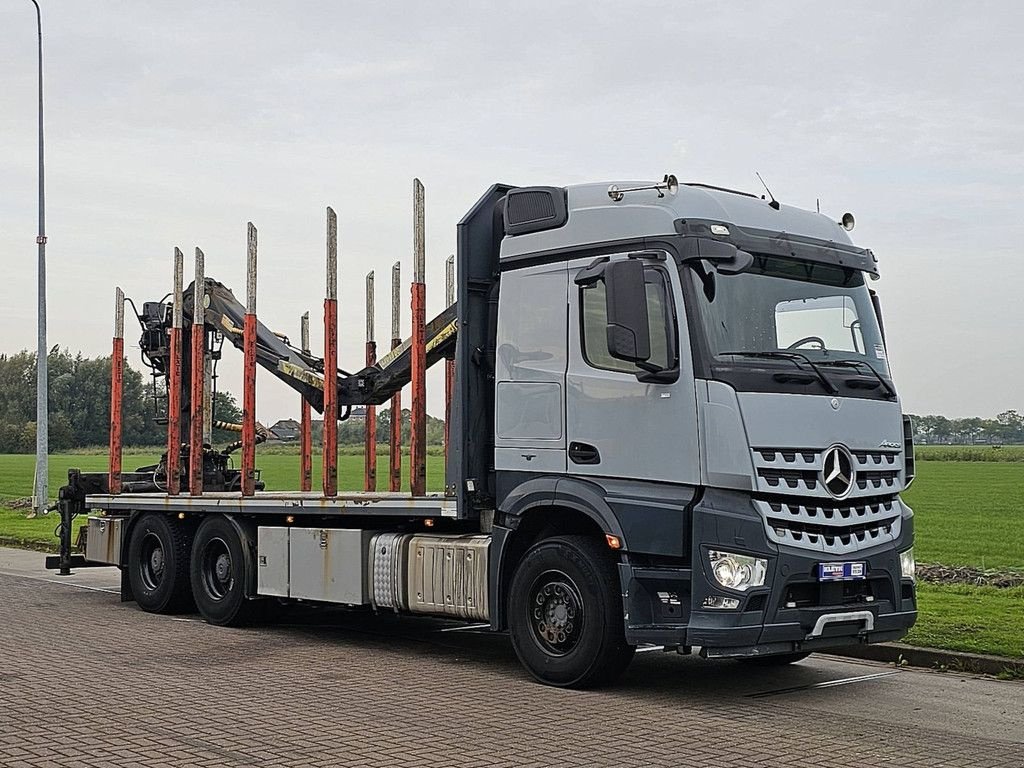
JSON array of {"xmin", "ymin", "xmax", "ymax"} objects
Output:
[
  {"xmin": 708, "ymin": 550, "xmax": 767, "ymax": 592},
  {"xmin": 899, "ymin": 547, "xmax": 915, "ymax": 582}
]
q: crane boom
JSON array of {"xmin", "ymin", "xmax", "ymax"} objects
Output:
[{"xmin": 137, "ymin": 277, "xmax": 457, "ymax": 414}]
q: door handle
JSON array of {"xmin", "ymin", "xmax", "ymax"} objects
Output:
[{"xmin": 568, "ymin": 441, "xmax": 600, "ymax": 465}]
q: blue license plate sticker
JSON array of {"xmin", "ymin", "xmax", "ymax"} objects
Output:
[{"xmin": 818, "ymin": 561, "xmax": 867, "ymax": 581}]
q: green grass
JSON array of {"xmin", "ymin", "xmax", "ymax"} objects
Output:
[
  {"xmin": 901, "ymin": 462, "xmax": 1024, "ymax": 570},
  {"xmin": 0, "ymin": 452, "xmax": 445, "ymax": 550},
  {"xmin": 905, "ymin": 583, "xmax": 1024, "ymax": 658}
]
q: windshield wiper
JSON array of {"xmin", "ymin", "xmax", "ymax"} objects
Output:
[
  {"xmin": 718, "ymin": 350, "xmax": 839, "ymax": 395},
  {"xmin": 819, "ymin": 358, "xmax": 897, "ymax": 399}
]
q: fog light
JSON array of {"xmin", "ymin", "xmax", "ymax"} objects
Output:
[
  {"xmin": 702, "ymin": 596, "xmax": 740, "ymax": 610},
  {"xmin": 899, "ymin": 547, "xmax": 915, "ymax": 582},
  {"xmin": 708, "ymin": 550, "xmax": 768, "ymax": 591}
]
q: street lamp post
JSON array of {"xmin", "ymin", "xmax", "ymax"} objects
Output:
[{"xmin": 28, "ymin": 0, "xmax": 48, "ymax": 518}]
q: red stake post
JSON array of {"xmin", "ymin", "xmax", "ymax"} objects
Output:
[
  {"xmin": 166, "ymin": 248, "xmax": 184, "ymax": 494},
  {"xmin": 190, "ymin": 248, "xmax": 206, "ymax": 495},
  {"xmin": 410, "ymin": 179, "xmax": 427, "ymax": 497},
  {"xmin": 323, "ymin": 207, "xmax": 339, "ymax": 497},
  {"xmin": 389, "ymin": 262, "xmax": 402, "ymax": 492},
  {"xmin": 241, "ymin": 223, "xmax": 258, "ymax": 496},
  {"xmin": 364, "ymin": 271, "xmax": 377, "ymax": 492},
  {"xmin": 108, "ymin": 288, "xmax": 124, "ymax": 494},
  {"xmin": 299, "ymin": 312, "xmax": 312, "ymax": 492}
]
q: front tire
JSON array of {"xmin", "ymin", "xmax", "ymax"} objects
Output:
[
  {"xmin": 127, "ymin": 513, "xmax": 194, "ymax": 614},
  {"xmin": 508, "ymin": 535, "xmax": 635, "ymax": 688},
  {"xmin": 190, "ymin": 515, "xmax": 260, "ymax": 626}
]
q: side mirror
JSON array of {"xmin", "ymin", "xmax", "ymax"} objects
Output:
[
  {"xmin": 715, "ymin": 249, "xmax": 754, "ymax": 275},
  {"xmin": 680, "ymin": 237, "xmax": 753, "ymax": 274},
  {"xmin": 604, "ymin": 259, "xmax": 651, "ymax": 363}
]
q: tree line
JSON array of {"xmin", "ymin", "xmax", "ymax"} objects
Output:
[
  {"xmin": 908, "ymin": 411, "xmax": 1024, "ymax": 445},
  {"xmin": 0, "ymin": 349, "xmax": 443, "ymax": 453}
]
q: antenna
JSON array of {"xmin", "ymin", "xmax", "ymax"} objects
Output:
[{"xmin": 755, "ymin": 172, "xmax": 780, "ymax": 210}]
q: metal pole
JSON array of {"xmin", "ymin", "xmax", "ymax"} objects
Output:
[
  {"xmin": 444, "ymin": 254, "xmax": 455, "ymax": 473},
  {"xmin": 241, "ymin": 223, "xmax": 258, "ymax": 496},
  {"xmin": 389, "ymin": 262, "xmax": 402, "ymax": 492},
  {"xmin": 410, "ymin": 179, "xmax": 427, "ymax": 497},
  {"xmin": 167, "ymin": 248, "xmax": 184, "ymax": 494},
  {"xmin": 29, "ymin": 0, "xmax": 48, "ymax": 517},
  {"xmin": 190, "ymin": 248, "xmax": 206, "ymax": 495},
  {"xmin": 364, "ymin": 271, "xmax": 377, "ymax": 492},
  {"xmin": 323, "ymin": 207, "xmax": 338, "ymax": 497},
  {"xmin": 108, "ymin": 288, "xmax": 124, "ymax": 494},
  {"xmin": 299, "ymin": 312, "xmax": 312, "ymax": 492}
]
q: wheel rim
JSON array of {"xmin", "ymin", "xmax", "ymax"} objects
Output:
[
  {"xmin": 139, "ymin": 532, "xmax": 166, "ymax": 591},
  {"xmin": 527, "ymin": 569, "xmax": 584, "ymax": 657},
  {"xmin": 200, "ymin": 537, "xmax": 233, "ymax": 601}
]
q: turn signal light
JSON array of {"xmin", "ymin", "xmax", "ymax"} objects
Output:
[{"xmin": 605, "ymin": 534, "xmax": 622, "ymax": 550}]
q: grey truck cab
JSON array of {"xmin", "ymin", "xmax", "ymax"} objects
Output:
[{"xmin": 455, "ymin": 177, "xmax": 916, "ymax": 685}]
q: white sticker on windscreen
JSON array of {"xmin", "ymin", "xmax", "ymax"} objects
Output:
[{"xmin": 874, "ymin": 344, "xmax": 887, "ymax": 360}]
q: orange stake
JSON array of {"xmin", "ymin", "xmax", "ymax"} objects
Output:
[
  {"xmin": 189, "ymin": 248, "xmax": 206, "ymax": 496},
  {"xmin": 410, "ymin": 179, "xmax": 427, "ymax": 497},
  {"xmin": 241, "ymin": 223, "xmax": 258, "ymax": 497},
  {"xmin": 108, "ymin": 288, "xmax": 124, "ymax": 494},
  {"xmin": 323, "ymin": 208, "xmax": 338, "ymax": 497},
  {"xmin": 167, "ymin": 248, "xmax": 183, "ymax": 495}
]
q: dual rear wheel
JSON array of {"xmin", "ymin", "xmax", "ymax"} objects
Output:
[{"xmin": 127, "ymin": 513, "xmax": 260, "ymax": 625}]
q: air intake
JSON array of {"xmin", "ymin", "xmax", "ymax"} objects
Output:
[{"xmin": 503, "ymin": 186, "xmax": 568, "ymax": 236}]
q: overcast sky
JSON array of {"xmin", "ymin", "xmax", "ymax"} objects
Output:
[{"xmin": 1, "ymin": 0, "xmax": 1022, "ymax": 423}]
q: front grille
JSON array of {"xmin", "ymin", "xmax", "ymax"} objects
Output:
[
  {"xmin": 753, "ymin": 496, "xmax": 903, "ymax": 555},
  {"xmin": 752, "ymin": 446, "xmax": 903, "ymax": 498}
]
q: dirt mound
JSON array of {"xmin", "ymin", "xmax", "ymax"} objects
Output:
[{"xmin": 918, "ymin": 563, "xmax": 1024, "ymax": 589}]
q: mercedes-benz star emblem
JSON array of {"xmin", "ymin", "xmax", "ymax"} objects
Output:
[{"xmin": 822, "ymin": 445, "xmax": 855, "ymax": 498}]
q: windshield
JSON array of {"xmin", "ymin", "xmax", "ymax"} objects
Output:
[{"xmin": 686, "ymin": 254, "xmax": 890, "ymax": 375}]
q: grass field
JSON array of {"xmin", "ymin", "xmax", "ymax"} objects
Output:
[
  {"xmin": 0, "ymin": 452, "xmax": 445, "ymax": 549},
  {"xmin": 901, "ymin": 461, "xmax": 1024, "ymax": 569},
  {"xmin": 1, "ymin": 450, "xmax": 1021, "ymax": 660}
]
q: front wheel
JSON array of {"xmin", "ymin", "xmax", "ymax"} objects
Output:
[{"xmin": 508, "ymin": 535, "xmax": 635, "ymax": 688}]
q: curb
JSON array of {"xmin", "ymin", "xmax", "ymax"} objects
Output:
[
  {"xmin": 0, "ymin": 536, "xmax": 53, "ymax": 553},
  {"xmin": 827, "ymin": 642, "xmax": 1023, "ymax": 677}
]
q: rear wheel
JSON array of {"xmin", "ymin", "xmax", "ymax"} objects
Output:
[
  {"xmin": 738, "ymin": 652, "xmax": 811, "ymax": 666},
  {"xmin": 127, "ymin": 513, "xmax": 194, "ymax": 613},
  {"xmin": 190, "ymin": 515, "xmax": 260, "ymax": 626},
  {"xmin": 508, "ymin": 535, "xmax": 635, "ymax": 688}
]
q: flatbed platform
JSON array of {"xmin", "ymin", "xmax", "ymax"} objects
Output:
[{"xmin": 84, "ymin": 491, "xmax": 458, "ymax": 518}]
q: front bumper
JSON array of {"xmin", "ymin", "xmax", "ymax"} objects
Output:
[{"xmin": 621, "ymin": 489, "xmax": 917, "ymax": 655}]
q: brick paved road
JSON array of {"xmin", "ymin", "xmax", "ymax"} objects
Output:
[{"xmin": 0, "ymin": 555, "xmax": 1021, "ymax": 767}]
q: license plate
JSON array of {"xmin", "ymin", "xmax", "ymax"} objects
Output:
[{"xmin": 818, "ymin": 561, "xmax": 867, "ymax": 581}]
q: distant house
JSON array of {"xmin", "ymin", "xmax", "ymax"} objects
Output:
[{"xmin": 268, "ymin": 418, "xmax": 301, "ymax": 442}]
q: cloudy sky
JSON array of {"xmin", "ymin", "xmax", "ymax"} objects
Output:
[{"xmin": 1, "ymin": 0, "xmax": 1021, "ymax": 423}]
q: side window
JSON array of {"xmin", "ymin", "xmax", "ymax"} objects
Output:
[{"xmin": 581, "ymin": 267, "xmax": 674, "ymax": 374}]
